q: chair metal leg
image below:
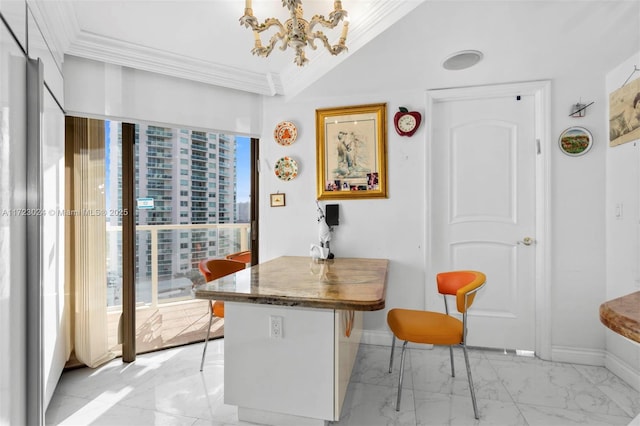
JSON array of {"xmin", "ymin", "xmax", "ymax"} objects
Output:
[
  {"xmin": 462, "ymin": 344, "xmax": 479, "ymax": 419},
  {"xmin": 200, "ymin": 302, "xmax": 214, "ymax": 372},
  {"xmin": 449, "ymin": 345, "xmax": 455, "ymax": 377},
  {"xmin": 395, "ymin": 341, "xmax": 408, "ymax": 411},
  {"xmin": 388, "ymin": 335, "xmax": 396, "ymax": 373}
]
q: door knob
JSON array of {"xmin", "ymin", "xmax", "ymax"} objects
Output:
[{"xmin": 518, "ymin": 237, "xmax": 536, "ymax": 246}]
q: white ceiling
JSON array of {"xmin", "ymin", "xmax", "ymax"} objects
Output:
[
  {"xmin": 36, "ymin": 1, "xmax": 640, "ymax": 100},
  {"xmin": 297, "ymin": 0, "xmax": 640, "ymax": 99},
  {"xmin": 40, "ymin": 0, "xmax": 424, "ymax": 97}
]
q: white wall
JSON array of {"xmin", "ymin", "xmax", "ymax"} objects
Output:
[
  {"xmin": 259, "ymin": 57, "xmax": 613, "ymax": 358},
  {"xmin": 253, "ymin": 0, "xmax": 640, "ymax": 363},
  {"xmin": 64, "ymin": 56, "xmax": 263, "ymax": 136},
  {"xmin": 549, "ymin": 73, "xmax": 608, "ymax": 363},
  {"xmin": 260, "ymin": 72, "xmax": 620, "ymax": 364},
  {"xmin": 260, "ymin": 90, "xmax": 427, "ymax": 338},
  {"xmin": 605, "ymin": 52, "xmax": 640, "ymax": 392}
]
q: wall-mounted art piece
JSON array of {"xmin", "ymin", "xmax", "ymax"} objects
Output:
[
  {"xmin": 270, "ymin": 193, "xmax": 286, "ymax": 207},
  {"xmin": 274, "ymin": 121, "xmax": 297, "ymax": 146},
  {"xmin": 609, "ymin": 76, "xmax": 640, "ymax": 147},
  {"xmin": 274, "ymin": 156, "xmax": 298, "ymax": 181},
  {"xmin": 559, "ymin": 126, "xmax": 593, "ymax": 156},
  {"xmin": 315, "ymin": 103, "xmax": 387, "ymax": 200}
]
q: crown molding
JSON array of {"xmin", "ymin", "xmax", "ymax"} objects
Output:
[
  {"xmin": 29, "ymin": 0, "xmax": 283, "ymax": 96},
  {"xmin": 67, "ymin": 30, "xmax": 284, "ymax": 96},
  {"xmin": 30, "ymin": 0, "xmax": 423, "ymax": 98},
  {"xmin": 26, "ymin": 0, "xmax": 79, "ymax": 66}
]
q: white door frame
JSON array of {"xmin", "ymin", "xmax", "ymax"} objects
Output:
[{"xmin": 425, "ymin": 80, "xmax": 551, "ymax": 360}]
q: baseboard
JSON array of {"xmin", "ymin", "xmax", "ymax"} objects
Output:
[
  {"xmin": 604, "ymin": 351, "xmax": 640, "ymax": 393},
  {"xmin": 551, "ymin": 345, "xmax": 606, "ymax": 366},
  {"xmin": 367, "ymin": 335, "xmax": 611, "ymax": 363},
  {"xmin": 546, "ymin": 345, "xmax": 640, "ymax": 392},
  {"xmin": 361, "ymin": 329, "xmax": 392, "ymax": 346},
  {"xmin": 363, "ymin": 334, "xmax": 639, "ymax": 392}
]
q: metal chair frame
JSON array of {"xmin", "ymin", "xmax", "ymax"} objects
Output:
[
  {"xmin": 388, "ymin": 280, "xmax": 486, "ymax": 419},
  {"xmin": 201, "ymin": 300, "xmax": 219, "ymax": 371},
  {"xmin": 198, "ymin": 258, "xmax": 246, "ymax": 371}
]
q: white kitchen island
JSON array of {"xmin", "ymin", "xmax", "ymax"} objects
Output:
[{"xmin": 195, "ymin": 256, "xmax": 389, "ymax": 425}]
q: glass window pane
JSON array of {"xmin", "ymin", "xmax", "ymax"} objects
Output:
[{"xmin": 105, "ymin": 121, "xmax": 252, "ymax": 356}]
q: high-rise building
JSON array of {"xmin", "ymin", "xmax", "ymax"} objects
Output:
[{"xmin": 106, "ymin": 122, "xmax": 239, "ymax": 305}]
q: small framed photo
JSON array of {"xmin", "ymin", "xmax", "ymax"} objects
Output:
[{"xmin": 270, "ymin": 193, "xmax": 286, "ymax": 207}]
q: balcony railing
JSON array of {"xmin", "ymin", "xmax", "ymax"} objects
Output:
[
  {"xmin": 107, "ymin": 223, "xmax": 250, "ymax": 309},
  {"xmin": 146, "ymin": 129, "xmax": 173, "ymax": 138}
]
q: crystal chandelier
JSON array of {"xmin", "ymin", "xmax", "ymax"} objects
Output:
[{"xmin": 240, "ymin": 0, "xmax": 349, "ymax": 66}]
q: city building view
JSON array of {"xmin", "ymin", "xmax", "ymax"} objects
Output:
[{"xmin": 105, "ymin": 122, "xmax": 250, "ymax": 307}]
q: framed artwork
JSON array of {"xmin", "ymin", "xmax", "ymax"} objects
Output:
[
  {"xmin": 609, "ymin": 76, "xmax": 640, "ymax": 147},
  {"xmin": 315, "ymin": 103, "xmax": 387, "ymax": 200},
  {"xmin": 270, "ymin": 193, "xmax": 286, "ymax": 207},
  {"xmin": 558, "ymin": 126, "xmax": 593, "ymax": 156}
]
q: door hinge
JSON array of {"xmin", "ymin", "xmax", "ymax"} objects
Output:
[
  {"xmin": 536, "ymin": 139, "xmax": 541, "ymax": 154},
  {"xmin": 251, "ymin": 220, "xmax": 257, "ymax": 241}
]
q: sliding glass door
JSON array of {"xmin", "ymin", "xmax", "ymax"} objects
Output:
[
  {"xmin": 106, "ymin": 122, "xmax": 255, "ymax": 356},
  {"xmin": 67, "ymin": 117, "xmax": 256, "ymax": 363},
  {"xmin": 114, "ymin": 122, "xmax": 252, "ymax": 353}
]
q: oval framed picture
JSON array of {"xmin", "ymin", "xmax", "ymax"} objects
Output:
[{"xmin": 558, "ymin": 126, "xmax": 593, "ymax": 156}]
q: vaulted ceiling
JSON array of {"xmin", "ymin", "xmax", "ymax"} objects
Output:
[{"xmin": 32, "ymin": 1, "xmax": 640, "ymax": 101}]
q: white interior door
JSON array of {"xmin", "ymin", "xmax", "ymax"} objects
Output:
[{"xmin": 430, "ymin": 89, "xmax": 537, "ymax": 352}]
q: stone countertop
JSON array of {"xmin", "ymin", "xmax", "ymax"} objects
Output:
[
  {"xmin": 194, "ymin": 256, "xmax": 389, "ymax": 311},
  {"xmin": 599, "ymin": 291, "xmax": 640, "ymax": 344}
]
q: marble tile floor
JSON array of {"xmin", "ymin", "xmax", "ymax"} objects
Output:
[{"xmin": 46, "ymin": 340, "xmax": 640, "ymax": 426}]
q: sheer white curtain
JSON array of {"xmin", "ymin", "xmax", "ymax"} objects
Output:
[{"xmin": 66, "ymin": 117, "xmax": 114, "ymax": 368}]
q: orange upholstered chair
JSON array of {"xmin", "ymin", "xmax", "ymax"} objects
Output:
[
  {"xmin": 387, "ymin": 270, "xmax": 486, "ymax": 419},
  {"xmin": 225, "ymin": 250, "xmax": 252, "ymax": 265},
  {"xmin": 198, "ymin": 258, "xmax": 246, "ymax": 371}
]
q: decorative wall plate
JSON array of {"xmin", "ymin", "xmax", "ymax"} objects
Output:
[
  {"xmin": 274, "ymin": 157, "xmax": 299, "ymax": 181},
  {"xmin": 274, "ymin": 121, "xmax": 298, "ymax": 145},
  {"xmin": 559, "ymin": 126, "xmax": 593, "ymax": 156}
]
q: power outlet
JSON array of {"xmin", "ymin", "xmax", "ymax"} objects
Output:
[{"xmin": 269, "ymin": 315, "xmax": 283, "ymax": 339}]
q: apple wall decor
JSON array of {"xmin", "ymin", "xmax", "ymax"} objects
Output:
[{"xmin": 393, "ymin": 107, "xmax": 422, "ymax": 137}]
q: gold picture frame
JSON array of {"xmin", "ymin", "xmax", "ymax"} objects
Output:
[
  {"xmin": 316, "ymin": 103, "xmax": 387, "ymax": 200},
  {"xmin": 270, "ymin": 193, "xmax": 286, "ymax": 207}
]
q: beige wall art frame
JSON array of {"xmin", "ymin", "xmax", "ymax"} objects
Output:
[{"xmin": 609, "ymin": 76, "xmax": 640, "ymax": 147}]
